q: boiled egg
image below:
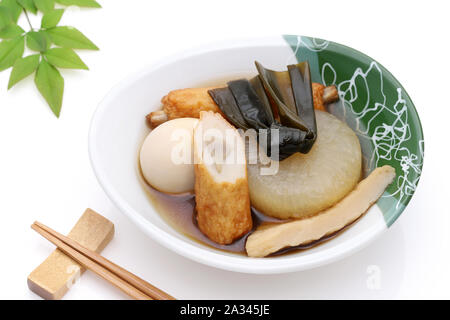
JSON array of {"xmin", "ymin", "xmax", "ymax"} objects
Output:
[{"xmin": 140, "ymin": 118, "xmax": 198, "ymax": 193}]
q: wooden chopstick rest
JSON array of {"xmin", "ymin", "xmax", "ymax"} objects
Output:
[
  {"xmin": 28, "ymin": 209, "xmax": 115, "ymax": 300},
  {"xmin": 33, "ymin": 221, "xmax": 175, "ymax": 300},
  {"xmin": 32, "ymin": 222, "xmax": 152, "ymax": 300}
]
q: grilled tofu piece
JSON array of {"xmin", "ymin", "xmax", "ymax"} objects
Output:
[{"xmin": 193, "ymin": 111, "xmax": 252, "ymax": 244}]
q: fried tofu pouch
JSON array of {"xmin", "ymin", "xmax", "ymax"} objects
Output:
[
  {"xmin": 147, "ymin": 84, "xmax": 338, "ymax": 128},
  {"xmin": 163, "ymin": 87, "xmax": 221, "ymax": 118},
  {"xmin": 193, "ymin": 111, "xmax": 252, "ymax": 244},
  {"xmin": 147, "ymin": 87, "xmax": 221, "ymax": 127},
  {"xmin": 312, "ymin": 82, "xmax": 326, "ymax": 111}
]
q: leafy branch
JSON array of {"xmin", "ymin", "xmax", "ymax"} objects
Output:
[{"xmin": 0, "ymin": 0, "xmax": 100, "ymax": 117}]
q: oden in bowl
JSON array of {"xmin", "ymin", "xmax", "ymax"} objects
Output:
[{"xmin": 89, "ymin": 36, "xmax": 423, "ymax": 274}]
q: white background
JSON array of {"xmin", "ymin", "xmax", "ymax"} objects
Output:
[{"xmin": 0, "ymin": 0, "xmax": 449, "ymax": 299}]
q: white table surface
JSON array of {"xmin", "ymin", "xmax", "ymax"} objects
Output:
[{"xmin": 1, "ymin": 0, "xmax": 449, "ymax": 300}]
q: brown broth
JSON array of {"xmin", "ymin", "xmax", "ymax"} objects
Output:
[
  {"xmin": 138, "ymin": 168, "xmax": 284, "ymax": 255},
  {"xmin": 138, "ymin": 163, "xmax": 356, "ymax": 257}
]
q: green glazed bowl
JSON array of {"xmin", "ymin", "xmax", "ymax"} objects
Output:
[{"xmin": 284, "ymin": 35, "xmax": 424, "ymax": 227}]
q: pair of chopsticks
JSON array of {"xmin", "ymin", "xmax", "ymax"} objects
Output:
[{"xmin": 31, "ymin": 221, "xmax": 175, "ymax": 300}]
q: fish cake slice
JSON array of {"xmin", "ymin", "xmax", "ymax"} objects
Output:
[{"xmin": 193, "ymin": 111, "xmax": 252, "ymax": 244}]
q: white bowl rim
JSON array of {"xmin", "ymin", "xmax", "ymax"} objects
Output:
[{"xmin": 89, "ymin": 36, "xmax": 389, "ymax": 274}]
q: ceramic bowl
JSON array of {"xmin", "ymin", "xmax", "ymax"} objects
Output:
[{"xmin": 89, "ymin": 36, "xmax": 423, "ymax": 274}]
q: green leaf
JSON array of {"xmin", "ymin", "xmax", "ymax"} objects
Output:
[
  {"xmin": 0, "ymin": 6, "xmax": 13, "ymax": 28},
  {"xmin": 0, "ymin": 24, "xmax": 24, "ymax": 39},
  {"xmin": 35, "ymin": 59, "xmax": 64, "ymax": 117},
  {"xmin": 17, "ymin": 0, "xmax": 38, "ymax": 14},
  {"xmin": 41, "ymin": 8, "xmax": 63, "ymax": 28},
  {"xmin": 8, "ymin": 53, "xmax": 40, "ymax": 89},
  {"xmin": 45, "ymin": 47, "xmax": 87, "ymax": 69},
  {"xmin": 26, "ymin": 30, "xmax": 50, "ymax": 52},
  {"xmin": 33, "ymin": 0, "xmax": 54, "ymax": 13},
  {"xmin": 1, "ymin": 0, "xmax": 22, "ymax": 22},
  {"xmin": 55, "ymin": 0, "xmax": 100, "ymax": 8},
  {"xmin": 47, "ymin": 26, "xmax": 98, "ymax": 50},
  {"xmin": 0, "ymin": 36, "xmax": 24, "ymax": 71}
]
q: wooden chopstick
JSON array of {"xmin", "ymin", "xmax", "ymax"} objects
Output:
[
  {"xmin": 32, "ymin": 221, "xmax": 175, "ymax": 300},
  {"xmin": 31, "ymin": 223, "xmax": 151, "ymax": 300}
]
